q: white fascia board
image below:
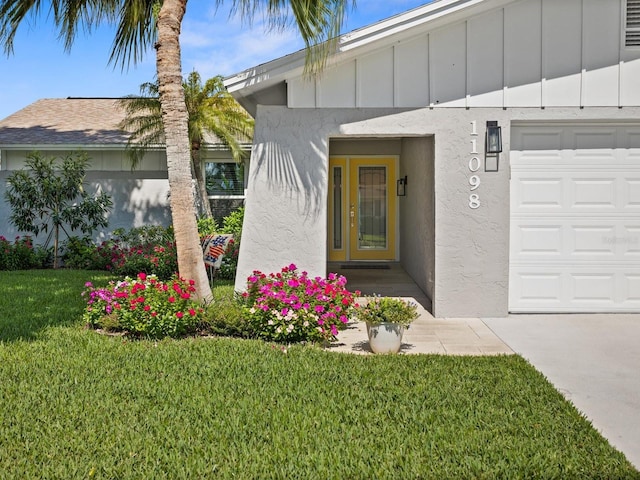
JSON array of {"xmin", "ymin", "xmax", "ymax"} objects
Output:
[{"xmin": 224, "ymin": 0, "xmax": 494, "ymax": 95}]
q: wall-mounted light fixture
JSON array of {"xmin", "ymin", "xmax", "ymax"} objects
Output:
[
  {"xmin": 484, "ymin": 120, "xmax": 502, "ymax": 172},
  {"xmin": 397, "ymin": 175, "xmax": 407, "ymax": 196}
]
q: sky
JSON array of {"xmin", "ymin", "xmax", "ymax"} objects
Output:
[{"xmin": 0, "ymin": 0, "xmax": 430, "ymax": 120}]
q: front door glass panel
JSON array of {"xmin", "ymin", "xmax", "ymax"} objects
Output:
[{"xmin": 357, "ymin": 166, "xmax": 387, "ymax": 250}]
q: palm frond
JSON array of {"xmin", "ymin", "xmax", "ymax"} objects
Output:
[
  {"xmin": 229, "ymin": 0, "xmax": 354, "ymax": 73},
  {"xmin": 119, "ymin": 71, "xmax": 254, "ymax": 167}
]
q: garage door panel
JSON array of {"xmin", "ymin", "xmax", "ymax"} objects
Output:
[
  {"xmin": 512, "ymin": 224, "xmax": 562, "ymax": 256},
  {"xmin": 510, "ymin": 124, "xmax": 640, "ymax": 312},
  {"xmin": 511, "ymin": 219, "xmax": 637, "ymax": 260},
  {"xmin": 512, "ymin": 177, "xmax": 564, "ymax": 209},
  {"xmin": 572, "ymin": 225, "xmax": 617, "ymax": 255},
  {"xmin": 572, "ymin": 178, "xmax": 616, "ymax": 208},
  {"xmin": 627, "ymin": 275, "xmax": 640, "ymax": 302},
  {"xmin": 510, "ymin": 266, "xmax": 639, "ymax": 312},
  {"xmin": 513, "ymin": 171, "xmax": 640, "ymax": 212},
  {"xmin": 626, "ymin": 179, "xmax": 640, "ymax": 207}
]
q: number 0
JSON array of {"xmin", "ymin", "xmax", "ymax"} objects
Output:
[{"xmin": 468, "ymin": 157, "xmax": 481, "ymax": 172}]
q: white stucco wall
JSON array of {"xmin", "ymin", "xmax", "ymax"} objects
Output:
[
  {"xmin": 399, "ymin": 137, "xmax": 435, "ymax": 301},
  {"xmin": 236, "ymin": 104, "xmax": 640, "ymax": 317}
]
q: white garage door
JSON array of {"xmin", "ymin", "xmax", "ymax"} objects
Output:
[{"xmin": 510, "ymin": 124, "xmax": 640, "ymax": 312}]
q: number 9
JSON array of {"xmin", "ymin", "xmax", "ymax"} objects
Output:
[{"xmin": 469, "ymin": 175, "xmax": 480, "ymax": 191}]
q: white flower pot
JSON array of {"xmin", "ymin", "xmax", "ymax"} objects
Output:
[{"xmin": 366, "ymin": 322, "xmax": 405, "ymax": 354}]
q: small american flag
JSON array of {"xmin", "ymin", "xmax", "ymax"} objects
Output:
[{"xmin": 203, "ymin": 235, "xmax": 232, "ymax": 268}]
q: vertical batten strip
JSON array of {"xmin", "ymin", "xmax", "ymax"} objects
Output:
[
  {"xmin": 619, "ymin": 0, "xmax": 624, "ymax": 107},
  {"xmin": 465, "ymin": 19, "xmax": 470, "ymax": 108},
  {"xmin": 355, "ymin": 58, "xmax": 360, "ymax": 108},
  {"xmin": 540, "ymin": 0, "xmax": 546, "ymax": 107},
  {"xmin": 392, "ymin": 45, "xmax": 397, "ymax": 107},
  {"xmin": 580, "ymin": 0, "xmax": 585, "ymax": 108},
  {"xmin": 426, "ymin": 34, "xmax": 431, "ymax": 107},
  {"xmin": 501, "ymin": 7, "xmax": 506, "ymax": 108},
  {"xmin": 428, "ymin": 33, "xmax": 434, "ymax": 107}
]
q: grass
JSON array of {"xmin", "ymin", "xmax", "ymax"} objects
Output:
[{"xmin": 0, "ymin": 270, "xmax": 638, "ymax": 479}]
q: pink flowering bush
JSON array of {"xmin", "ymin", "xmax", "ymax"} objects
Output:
[
  {"xmin": 82, "ymin": 273, "xmax": 204, "ymax": 338},
  {"xmin": 242, "ymin": 264, "xmax": 360, "ymax": 343},
  {"xmin": 0, "ymin": 235, "xmax": 51, "ymax": 270}
]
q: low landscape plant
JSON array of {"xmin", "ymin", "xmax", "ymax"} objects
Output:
[
  {"xmin": 0, "ymin": 235, "xmax": 51, "ymax": 270},
  {"xmin": 358, "ymin": 295, "xmax": 419, "ymax": 327},
  {"xmin": 242, "ymin": 264, "xmax": 360, "ymax": 343},
  {"xmin": 62, "ymin": 236, "xmax": 110, "ymax": 270},
  {"xmin": 82, "ymin": 273, "xmax": 204, "ymax": 338},
  {"xmin": 216, "ymin": 206, "xmax": 244, "ymax": 280}
]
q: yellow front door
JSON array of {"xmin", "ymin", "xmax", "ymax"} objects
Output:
[{"xmin": 328, "ymin": 156, "xmax": 397, "ymax": 262}]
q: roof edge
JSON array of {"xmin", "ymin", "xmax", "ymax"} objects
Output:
[{"xmin": 224, "ymin": 0, "xmax": 486, "ymax": 94}]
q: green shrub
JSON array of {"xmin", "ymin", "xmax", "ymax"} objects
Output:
[
  {"xmin": 197, "ymin": 217, "xmax": 218, "ymax": 237},
  {"xmin": 82, "ymin": 273, "xmax": 204, "ymax": 338},
  {"xmin": 217, "ymin": 206, "xmax": 244, "ymax": 280},
  {"xmin": 0, "ymin": 235, "xmax": 51, "ymax": 270},
  {"xmin": 62, "ymin": 236, "xmax": 109, "ymax": 270},
  {"xmin": 200, "ymin": 284, "xmax": 252, "ymax": 338}
]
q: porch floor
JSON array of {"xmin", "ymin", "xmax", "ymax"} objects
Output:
[{"xmin": 326, "ymin": 263, "xmax": 513, "ymax": 356}]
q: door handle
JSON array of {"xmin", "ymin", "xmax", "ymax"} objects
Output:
[{"xmin": 350, "ymin": 203, "xmax": 355, "ymax": 228}]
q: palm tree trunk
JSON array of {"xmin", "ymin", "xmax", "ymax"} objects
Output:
[
  {"xmin": 191, "ymin": 147, "xmax": 213, "ymax": 218},
  {"xmin": 155, "ymin": 0, "xmax": 212, "ymax": 302}
]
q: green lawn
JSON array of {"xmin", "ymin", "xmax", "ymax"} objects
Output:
[{"xmin": 0, "ymin": 270, "xmax": 638, "ymax": 479}]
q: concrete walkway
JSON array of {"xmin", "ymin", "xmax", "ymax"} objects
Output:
[{"xmin": 327, "ymin": 300, "xmax": 514, "ymax": 355}]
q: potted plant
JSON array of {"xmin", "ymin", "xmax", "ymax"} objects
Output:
[{"xmin": 357, "ymin": 296, "xmax": 419, "ymax": 354}]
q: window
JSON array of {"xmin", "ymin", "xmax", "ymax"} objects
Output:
[
  {"xmin": 626, "ymin": 0, "xmax": 640, "ymax": 47},
  {"xmin": 205, "ymin": 162, "xmax": 245, "ymax": 197}
]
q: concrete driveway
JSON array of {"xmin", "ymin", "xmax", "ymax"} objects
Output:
[{"xmin": 483, "ymin": 314, "xmax": 640, "ymax": 470}]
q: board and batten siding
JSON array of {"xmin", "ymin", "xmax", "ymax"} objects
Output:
[{"xmin": 288, "ymin": 0, "xmax": 640, "ymax": 109}]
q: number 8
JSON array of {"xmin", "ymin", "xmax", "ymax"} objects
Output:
[{"xmin": 469, "ymin": 194, "xmax": 480, "ymax": 209}]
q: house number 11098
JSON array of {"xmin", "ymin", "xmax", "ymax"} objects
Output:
[{"xmin": 468, "ymin": 121, "xmax": 481, "ymax": 209}]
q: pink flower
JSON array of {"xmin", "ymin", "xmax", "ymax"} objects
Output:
[
  {"xmin": 331, "ymin": 325, "xmax": 338, "ymax": 336},
  {"xmin": 176, "ymin": 311, "xmax": 184, "ymax": 318},
  {"xmin": 168, "ymin": 296, "xmax": 176, "ymax": 303},
  {"xmin": 144, "ymin": 305, "xmax": 151, "ymax": 312},
  {"xmin": 138, "ymin": 273, "xmax": 147, "ymax": 281},
  {"xmin": 188, "ymin": 309, "xmax": 197, "ymax": 316}
]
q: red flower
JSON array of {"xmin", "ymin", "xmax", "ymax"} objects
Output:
[
  {"xmin": 176, "ymin": 311, "xmax": 184, "ymax": 318},
  {"xmin": 168, "ymin": 296, "xmax": 176, "ymax": 303}
]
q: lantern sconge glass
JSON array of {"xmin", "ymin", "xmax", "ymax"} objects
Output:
[
  {"xmin": 397, "ymin": 175, "xmax": 407, "ymax": 196},
  {"xmin": 485, "ymin": 121, "xmax": 502, "ymax": 172}
]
